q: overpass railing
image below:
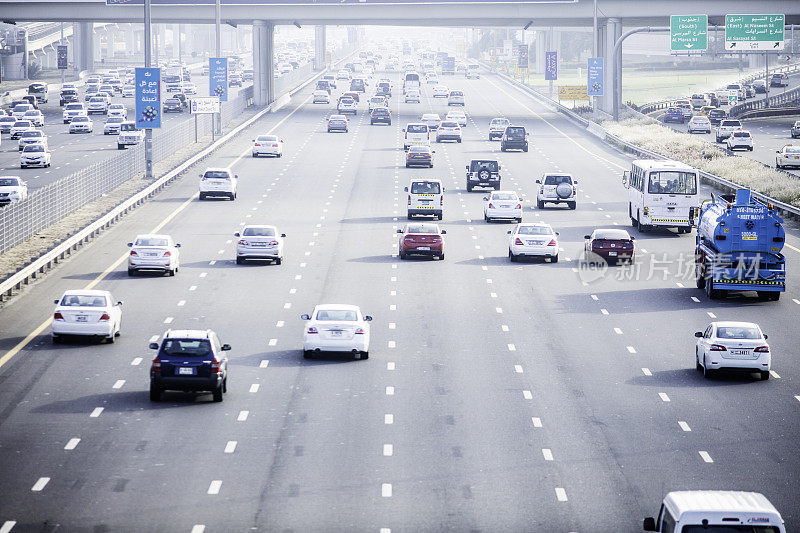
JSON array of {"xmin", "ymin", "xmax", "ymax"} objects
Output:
[{"xmin": 729, "ymin": 84, "xmax": 800, "ymax": 117}]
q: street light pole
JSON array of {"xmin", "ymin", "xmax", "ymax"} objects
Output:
[
  {"xmin": 144, "ymin": 0, "xmax": 153, "ymax": 179},
  {"xmin": 60, "ymin": 22, "xmax": 65, "ymax": 86}
]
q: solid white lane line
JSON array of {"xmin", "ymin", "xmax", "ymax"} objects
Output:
[
  {"xmin": 131, "ymin": 357, "xmax": 142, "ymax": 366},
  {"xmin": 523, "ymin": 390, "xmax": 533, "ymax": 400},
  {"xmin": 191, "ymin": 525, "xmax": 206, "ymax": 533},
  {"xmin": 627, "ymin": 346, "xmax": 637, "ymax": 354},
  {"xmin": 237, "ymin": 410, "xmax": 249, "ymax": 421},
  {"xmin": 164, "ymin": 317, "xmax": 174, "ymax": 324},
  {"xmin": 659, "ymin": 392, "xmax": 671, "ymax": 402},
  {"xmin": 678, "ymin": 421, "xmax": 692, "ymax": 432},
  {"xmin": 382, "ymin": 483, "xmax": 392, "ymax": 497},
  {"xmin": 31, "ymin": 477, "xmax": 50, "ymax": 492},
  {"xmin": 112, "ymin": 380, "xmax": 125, "ymax": 389},
  {"xmin": 555, "ymin": 488, "xmax": 568, "ymax": 502},
  {"xmin": 386, "ymin": 386, "xmax": 395, "ymax": 396},
  {"xmin": 64, "ymin": 438, "xmax": 81, "ymax": 450},
  {"xmin": 514, "ymin": 365, "xmax": 523, "ymax": 373},
  {"xmin": 614, "ymin": 328, "xmax": 623, "ymax": 335},
  {"xmin": 532, "ymin": 417, "xmax": 542, "ymax": 428},
  {"xmin": 224, "ymin": 441, "xmax": 237, "ymax": 454},
  {"xmin": 259, "ymin": 360, "xmax": 269, "ymax": 368},
  {"xmin": 699, "ymin": 451, "xmax": 714, "ymax": 463},
  {"xmin": 542, "ymin": 449, "xmax": 554, "ymax": 461},
  {"xmin": 268, "ymin": 338, "xmax": 277, "ymax": 346},
  {"xmin": 249, "ymin": 384, "xmax": 260, "ymax": 393},
  {"xmin": 207, "ymin": 480, "xmax": 222, "ymax": 495},
  {"xmin": 90, "ymin": 407, "xmax": 104, "ymax": 418},
  {"xmin": 383, "ymin": 444, "xmax": 393, "ymax": 456},
  {"xmin": 385, "ymin": 414, "xmax": 394, "ymax": 424},
  {"xmin": 507, "ymin": 344, "xmax": 516, "ymax": 351},
  {"xmin": 600, "ymin": 309, "xmax": 609, "ymax": 315},
  {"xmin": 149, "ymin": 335, "xmax": 160, "ymax": 343},
  {"xmin": 642, "ymin": 368, "xmax": 652, "ymax": 376},
  {"xmin": 0, "ymin": 522, "xmax": 16, "ymax": 533},
  {"xmin": 387, "ymin": 362, "xmax": 395, "ymax": 370}
]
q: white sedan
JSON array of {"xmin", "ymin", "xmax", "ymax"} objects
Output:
[
  {"xmin": 234, "ymin": 224, "xmax": 285, "ymax": 264},
  {"xmin": 301, "ymin": 304, "xmax": 372, "ymax": 360},
  {"xmin": 431, "ymin": 85, "xmax": 449, "ymax": 98},
  {"xmin": 122, "ymin": 85, "xmax": 135, "ymax": 98},
  {"xmin": 508, "ymin": 222, "xmax": 559, "ymax": 262},
  {"xmin": 252, "ymin": 134, "xmax": 284, "ymax": 157},
  {"xmin": 312, "ymin": 90, "xmax": 330, "ymax": 104},
  {"xmin": 775, "ymin": 144, "xmax": 800, "ymax": 169},
  {"xmin": 108, "ymin": 104, "xmax": 127, "ymax": 119},
  {"xmin": 484, "ymin": 190, "xmax": 523, "ymax": 223},
  {"xmin": 180, "ymin": 81, "xmax": 197, "ymax": 95},
  {"xmin": 127, "ymin": 233, "xmax": 181, "ymax": 276},
  {"xmin": 695, "ymin": 321, "xmax": 771, "ymax": 380},
  {"xmin": 23, "ymin": 109, "xmax": 45, "ymax": 127},
  {"xmin": 20, "ymin": 143, "xmax": 51, "ymax": 168},
  {"xmin": 51, "ymin": 289, "xmax": 122, "ymax": 343},
  {"xmin": 69, "ymin": 116, "xmax": 93, "ymax": 133},
  {"xmin": 446, "ymin": 110, "xmax": 467, "ymax": 127}
]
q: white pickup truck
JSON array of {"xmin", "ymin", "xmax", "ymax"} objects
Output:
[
  {"xmin": 117, "ymin": 122, "xmax": 144, "ymax": 150},
  {"xmin": 715, "ymin": 119, "xmax": 743, "ymax": 143}
]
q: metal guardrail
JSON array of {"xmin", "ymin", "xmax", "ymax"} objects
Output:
[
  {"xmin": 738, "ymin": 107, "xmax": 800, "ymax": 120},
  {"xmin": 490, "ymin": 68, "xmax": 800, "ymax": 221},
  {"xmin": 729, "ymin": 84, "xmax": 800, "ymax": 117}
]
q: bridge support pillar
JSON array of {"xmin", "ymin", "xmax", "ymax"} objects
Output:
[
  {"xmin": 74, "ymin": 22, "xmax": 94, "ymax": 75},
  {"xmin": 533, "ymin": 30, "xmax": 546, "ymax": 74},
  {"xmin": 314, "ymin": 25, "xmax": 326, "ymax": 71},
  {"xmin": 253, "ymin": 20, "xmax": 274, "ymax": 106},
  {"xmin": 600, "ymin": 17, "xmax": 621, "ymax": 114}
]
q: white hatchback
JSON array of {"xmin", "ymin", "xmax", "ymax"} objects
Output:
[
  {"xmin": 51, "ymin": 290, "xmax": 122, "ymax": 343},
  {"xmin": 127, "ymin": 234, "xmax": 181, "ymax": 276},
  {"xmin": 484, "ymin": 190, "xmax": 523, "ymax": 223},
  {"xmin": 301, "ymin": 304, "xmax": 372, "ymax": 360},
  {"xmin": 199, "ymin": 167, "xmax": 238, "ymax": 200},
  {"xmin": 235, "ymin": 224, "xmax": 285, "ymax": 264},
  {"xmin": 252, "ymin": 134, "xmax": 283, "ymax": 157},
  {"xmin": 508, "ymin": 222, "xmax": 559, "ymax": 262},
  {"xmin": 695, "ymin": 321, "xmax": 771, "ymax": 380}
]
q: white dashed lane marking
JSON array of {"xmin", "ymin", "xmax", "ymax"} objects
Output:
[
  {"xmin": 522, "ymin": 390, "xmax": 533, "ymax": 400},
  {"xmin": 224, "ymin": 441, "xmax": 237, "ymax": 454},
  {"xmin": 31, "ymin": 477, "xmax": 50, "ymax": 492},
  {"xmin": 555, "ymin": 487, "xmax": 568, "ymax": 502},
  {"xmin": 90, "ymin": 407, "xmax": 104, "ymax": 418},
  {"xmin": 699, "ymin": 451, "xmax": 714, "ymax": 463},
  {"xmin": 642, "ymin": 368, "xmax": 652, "ymax": 376},
  {"xmin": 678, "ymin": 421, "xmax": 692, "ymax": 432},
  {"xmin": 385, "ymin": 414, "xmax": 394, "ymax": 424},
  {"xmin": 382, "ymin": 483, "xmax": 392, "ymax": 497},
  {"xmin": 659, "ymin": 393, "xmax": 671, "ymax": 402},
  {"xmin": 207, "ymin": 480, "xmax": 222, "ymax": 495},
  {"xmin": 64, "ymin": 438, "xmax": 80, "ymax": 450}
]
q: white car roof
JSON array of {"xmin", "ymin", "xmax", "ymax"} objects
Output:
[
  {"xmin": 421, "ymin": 114, "xmax": 440, "ymax": 119},
  {"xmin": 710, "ymin": 321, "xmax": 761, "ymax": 329},
  {"xmin": 204, "ymin": 167, "xmax": 232, "ymax": 173},
  {"xmin": 492, "ymin": 190, "xmax": 519, "ymax": 197},
  {"xmin": 61, "ymin": 289, "xmax": 111, "ymax": 297},
  {"xmin": 135, "ymin": 233, "xmax": 171, "ymax": 240},
  {"xmin": 163, "ymin": 329, "xmax": 213, "ymax": 339},
  {"xmin": 518, "ymin": 222, "xmax": 552, "ymax": 228},
  {"xmin": 242, "ymin": 224, "xmax": 277, "ymax": 230},
  {"xmin": 314, "ymin": 304, "xmax": 361, "ymax": 312},
  {"xmin": 664, "ymin": 491, "xmax": 781, "ymax": 518}
]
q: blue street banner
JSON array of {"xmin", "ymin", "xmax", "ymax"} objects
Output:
[
  {"xmin": 587, "ymin": 57, "xmax": 603, "ymax": 96},
  {"xmin": 209, "ymin": 57, "xmax": 228, "ymax": 102},
  {"xmin": 135, "ymin": 67, "xmax": 161, "ymax": 128},
  {"xmin": 545, "ymin": 51, "xmax": 557, "ymax": 81}
]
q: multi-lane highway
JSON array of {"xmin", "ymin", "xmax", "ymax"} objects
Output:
[{"xmin": 1, "ymin": 67, "xmax": 799, "ymax": 531}]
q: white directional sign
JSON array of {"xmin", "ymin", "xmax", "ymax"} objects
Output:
[{"xmin": 190, "ymin": 97, "xmax": 220, "ymax": 114}]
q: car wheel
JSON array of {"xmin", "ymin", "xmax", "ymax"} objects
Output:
[
  {"xmin": 52, "ymin": 335, "xmax": 62, "ymax": 344},
  {"xmin": 127, "ymin": 268, "xmax": 136, "ymax": 277},
  {"xmin": 537, "ymin": 200, "xmax": 544, "ymax": 209},
  {"xmin": 523, "ymin": 146, "xmax": 528, "ymax": 152},
  {"xmin": 399, "ymin": 251, "xmax": 407, "ymax": 260},
  {"xmin": 703, "ymin": 356, "xmax": 713, "ymax": 379},
  {"xmin": 509, "ymin": 249, "xmax": 517, "ymax": 262},
  {"xmin": 199, "ymin": 193, "xmax": 206, "ymax": 200},
  {"xmin": 551, "ymin": 254, "xmax": 559, "ymax": 263},
  {"xmin": 106, "ymin": 333, "xmax": 115, "ymax": 344},
  {"xmin": 212, "ymin": 385, "xmax": 223, "ymax": 402},
  {"xmin": 405, "ymin": 164, "xmax": 410, "ymax": 168},
  {"xmin": 273, "ymin": 257, "xmax": 283, "ymax": 265},
  {"xmin": 500, "ymin": 146, "xmax": 506, "ymax": 152},
  {"xmin": 467, "ymin": 185, "xmax": 473, "ymax": 192},
  {"xmin": 303, "ymin": 350, "xmax": 312, "ymax": 359},
  {"xmin": 230, "ymin": 193, "xmax": 236, "ymax": 201},
  {"xmin": 568, "ymin": 201, "xmax": 576, "ymax": 210},
  {"xmin": 169, "ymin": 268, "xmax": 176, "ymax": 277},
  {"xmin": 761, "ymin": 371, "xmax": 770, "ymax": 381},
  {"xmin": 360, "ymin": 351, "xmax": 369, "ymax": 360},
  {"xmin": 696, "ymin": 349, "xmax": 703, "ymax": 370},
  {"xmin": 637, "ymin": 214, "xmax": 648, "ymax": 233},
  {"xmin": 516, "ymin": 217, "xmax": 522, "ymax": 223},
  {"xmin": 149, "ymin": 384, "xmax": 162, "ymax": 401},
  {"xmin": 438, "ymin": 253, "xmax": 445, "ymax": 260},
  {"xmin": 236, "ymin": 257, "xmax": 244, "ymax": 265}
]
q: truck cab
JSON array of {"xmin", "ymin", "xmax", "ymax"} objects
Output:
[{"xmin": 644, "ymin": 491, "xmax": 785, "ymax": 532}]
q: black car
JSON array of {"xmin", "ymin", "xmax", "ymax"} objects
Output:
[
  {"xmin": 163, "ymin": 98, "xmax": 183, "ymax": 112},
  {"xmin": 149, "ymin": 329, "xmax": 230, "ymax": 402},
  {"xmin": 316, "ymin": 80, "xmax": 332, "ymax": 94},
  {"xmin": 59, "ymin": 89, "xmax": 79, "ymax": 107},
  {"xmin": 350, "ymin": 78, "xmax": 366, "ymax": 93},
  {"xmin": 370, "ymin": 106, "xmax": 391, "ymax": 125},
  {"xmin": 500, "ymin": 125, "xmax": 529, "ymax": 152},
  {"xmin": 466, "ymin": 159, "xmax": 501, "ymax": 192},
  {"xmin": 708, "ymin": 109, "xmax": 727, "ymax": 125}
]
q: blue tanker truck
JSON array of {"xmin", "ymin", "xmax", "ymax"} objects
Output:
[{"xmin": 695, "ymin": 189, "xmax": 785, "ymax": 300}]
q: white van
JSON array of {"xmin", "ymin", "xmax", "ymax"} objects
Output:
[
  {"xmin": 405, "ymin": 179, "xmax": 444, "ymax": 220},
  {"xmin": 402, "ymin": 123, "xmax": 430, "ymax": 151},
  {"xmin": 644, "ymin": 491, "xmax": 785, "ymax": 532}
]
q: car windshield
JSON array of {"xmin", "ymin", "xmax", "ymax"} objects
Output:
[
  {"xmin": 406, "ymin": 224, "xmax": 439, "ymax": 234},
  {"xmin": 161, "ymin": 339, "xmax": 212, "ymax": 357},
  {"xmin": 90, "ymin": 97, "xmax": 104, "ymax": 103},
  {"xmin": 0, "ymin": 178, "xmax": 20, "ymax": 186},
  {"xmin": 340, "ymin": 98, "xmax": 354, "ymax": 104},
  {"xmin": 492, "ymin": 193, "xmax": 518, "ymax": 201},
  {"xmin": 518, "ymin": 225, "xmax": 553, "ymax": 235},
  {"xmin": 21, "ymin": 131, "xmax": 42, "ymax": 138},
  {"xmin": 648, "ymin": 171, "xmax": 697, "ymax": 195},
  {"xmin": 204, "ymin": 171, "xmax": 230, "ymax": 179},
  {"xmin": 72, "ymin": 117, "xmax": 88, "ymax": 122},
  {"xmin": 135, "ymin": 237, "xmax": 168, "ymax": 246},
  {"xmin": 315, "ymin": 310, "xmax": 358, "ymax": 321},
  {"xmin": 407, "ymin": 124, "xmax": 427, "ymax": 133},
  {"xmin": 471, "ymin": 160, "xmax": 499, "ymax": 172},
  {"xmin": 411, "ymin": 182, "xmax": 441, "ymax": 194},
  {"xmin": 243, "ymin": 227, "xmax": 276, "ymax": 236},
  {"xmin": 24, "ymin": 111, "xmax": 40, "ymax": 117},
  {"xmin": 784, "ymin": 147, "xmax": 800, "ymax": 154},
  {"xmin": 14, "ymin": 121, "xmax": 31, "ymax": 127},
  {"xmin": 60, "ymin": 295, "xmax": 108, "ymax": 307},
  {"xmin": 544, "ymin": 175, "xmax": 572, "ymax": 185},
  {"xmin": 716, "ymin": 326, "xmax": 761, "ymax": 340},
  {"xmin": 594, "ymin": 230, "xmax": 631, "ymax": 240},
  {"xmin": 23, "ymin": 145, "xmax": 44, "ymax": 152},
  {"xmin": 13, "ymin": 105, "xmax": 31, "ymax": 112}
]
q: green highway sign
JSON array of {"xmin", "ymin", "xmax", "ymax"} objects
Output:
[
  {"xmin": 670, "ymin": 15, "xmax": 708, "ymax": 51},
  {"xmin": 725, "ymin": 14, "xmax": 785, "ymax": 51}
]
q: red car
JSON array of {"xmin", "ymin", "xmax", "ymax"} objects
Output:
[
  {"xmin": 584, "ymin": 228, "xmax": 635, "ymax": 264},
  {"xmin": 397, "ymin": 223, "xmax": 446, "ymax": 260},
  {"xmin": 340, "ymin": 91, "xmax": 360, "ymax": 104}
]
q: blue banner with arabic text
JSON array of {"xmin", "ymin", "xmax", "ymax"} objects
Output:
[{"xmin": 135, "ymin": 67, "xmax": 161, "ymax": 128}]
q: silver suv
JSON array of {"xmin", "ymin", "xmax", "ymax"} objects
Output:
[{"xmin": 536, "ymin": 173, "xmax": 577, "ymax": 210}]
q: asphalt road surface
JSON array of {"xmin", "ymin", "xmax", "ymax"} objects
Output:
[{"xmin": 0, "ymin": 68, "xmax": 799, "ymax": 532}]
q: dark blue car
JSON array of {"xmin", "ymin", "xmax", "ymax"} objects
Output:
[{"xmin": 664, "ymin": 107, "xmax": 685, "ymax": 124}]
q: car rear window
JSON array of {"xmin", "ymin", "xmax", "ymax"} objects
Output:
[
  {"xmin": 14, "ymin": 121, "xmax": 32, "ymax": 127},
  {"xmin": 471, "ymin": 160, "xmax": 499, "ymax": 172},
  {"xmin": 257, "ymin": 135, "xmax": 277, "ymax": 142},
  {"xmin": 135, "ymin": 237, "xmax": 168, "ymax": 246},
  {"xmin": 716, "ymin": 326, "xmax": 761, "ymax": 339},
  {"xmin": 161, "ymin": 339, "xmax": 212, "ymax": 356},
  {"xmin": 411, "ymin": 182, "xmax": 441, "ymax": 194},
  {"xmin": 408, "ymin": 146, "xmax": 430, "ymax": 154},
  {"xmin": 406, "ymin": 224, "xmax": 439, "ymax": 234},
  {"xmin": 440, "ymin": 122, "xmax": 458, "ymax": 128},
  {"xmin": 315, "ymin": 310, "xmax": 357, "ymax": 321},
  {"xmin": 204, "ymin": 171, "xmax": 230, "ymax": 179},
  {"xmin": 60, "ymin": 295, "xmax": 108, "ymax": 307},
  {"xmin": 450, "ymin": 91, "xmax": 463, "ymax": 96},
  {"xmin": 784, "ymin": 147, "xmax": 800, "ymax": 154},
  {"xmin": 518, "ymin": 226, "xmax": 553, "ymax": 235},
  {"xmin": 340, "ymin": 98, "xmax": 354, "ymax": 104},
  {"xmin": 543, "ymin": 175, "xmax": 572, "ymax": 185},
  {"xmin": 0, "ymin": 178, "xmax": 20, "ymax": 186},
  {"xmin": 505, "ymin": 127, "xmax": 525, "ymax": 139},
  {"xmin": 594, "ymin": 229, "xmax": 631, "ymax": 240},
  {"xmin": 732, "ymin": 132, "xmax": 750, "ymax": 138},
  {"xmin": 407, "ymin": 124, "xmax": 427, "ymax": 133},
  {"xmin": 492, "ymin": 193, "xmax": 518, "ymax": 201},
  {"xmin": 243, "ymin": 227, "xmax": 275, "ymax": 237}
]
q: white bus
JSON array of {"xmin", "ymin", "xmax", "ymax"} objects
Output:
[{"xmin": 622, "ymin": 159, "xmax": 700, "ymax": 234}]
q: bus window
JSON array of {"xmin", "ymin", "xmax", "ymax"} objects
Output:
[{"xmin": 647, "ymin": 171, "xmax": 697, "ymax": 195}]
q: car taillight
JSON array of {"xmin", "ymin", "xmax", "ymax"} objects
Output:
[
  {"xmin": 514, "ymin": 238, "xmax": 524, "ymax": 245},
  {"xmin": 269, "ymin": 240, "xmax": 279, "ymax": 246},
  {"xmin": 254, "ymin": 143, "xmax": 261, "ymax": 146},
  {"xmin": 547, "ymin": 239, "xmax": 557, "ymax": 246},
  {"xmin": 151, "ymin": 356, "xmax": 161, "ymax": 372},
  {"xmin": 408, "ymin": 195, "xmax": 411, "ymax": 205},
  {"xmin": 163, "ymin": 251, "xmax": 171, "ymax": 257},
  {"xmin": 238, "ymin": 239, "xmax": 248, "ymax": 245},
  {"xmin": 709, "ymin": 344, "xmax": 727, "ymax": 351},
  {"xmin": 440, "ymin": 197, "xmax": 443, "ymax": 206},
  {"xmin": 129, "ymin": 250, "xmax": 137, "ymax": 256},
  {"xmin": 515, "ymin": 204, "xmax": 522, "ymax": 209},
  {"xmin": 307, "ymin": 326, "xmax": 318, "ymax": 334},
  {"xmin": 272, "ymin": 144, "xmax": 278, "ymax": 147},
  {"xmin": 540, "ymin": 187, "xmax": 544, "ymax": 194},
  {"xmin": 754, "ymin": 346, "xmax": 770, "ymax": 353},
  {"xmin": 488, "ymin": 203, "xmax": 495, "ymax": 209},
  {"xmin": 573, "ymin": 187, "xmax": 577, "ymax": 195},
  {"xmin": 210, "ymin": 358, "xmax": 221, "ymax": 373},
  {"xmin": 355, "ymin": 328, "xmax": 365, "ymax": 335},
  {"xmin": 99, "ymin": 313, "xmax": 111, "ymax": 321},
  {"xmin": 53, "ymin": 312, "xmax": 64, "ymax": 320}
]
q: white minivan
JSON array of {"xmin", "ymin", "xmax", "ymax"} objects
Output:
[
  {"xmin": 405, "ymin": 179, "xmax": 444, "ymax": 220},
  {"xmin": 644, "ymin": 491, "xmax": 785, "ymax": 532},
  {"xmin": 402, "ymin": 123, "xmax": 430, "ymax": 151}
]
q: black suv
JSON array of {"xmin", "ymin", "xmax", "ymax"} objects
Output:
[
  {"xmin": 149, "ymin": 329, "xmax": 230, "ymax": 402},
  {"xmin": 60, "ymin": 89, "xmax": 79, "ymax": 107},
  {"xmin": 376, "ymin": 82, "xmax": 391, "ymax": 97},
  {"xmin": 370, "ymin": 107, "xmax": 391, "ymax": 125},
  {"xmin": 500, "ymin": 126, "xmax": 529, "ymax": 152},
  {"xmin": 466, "ymin": 159, "xmax": 501, "ymax": 192}
]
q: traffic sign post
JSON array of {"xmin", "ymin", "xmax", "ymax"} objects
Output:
[
  {"xmin": 725, "ymin": 14, "xmax": 785, "ymax": 51},
  {"xmin": 190, "ymin": 96, "xmax": 221, "ymax": 143},
  {"xmin": 545, "ymin": 51, "xmax": 557, "ymax": 98},
  {"xmin": 670, "ymin": 15, "xmax": 708, "ymax": 51},
  {"xmin": 587, "ymin": 57, "xmax": 603, "ymax": 97},
  {"xmin": 57, "ymin": 45, "xmax": 68, "ymax": 70},
  {"xmin": 135, "ymin": 67, "xmax": 161, "ymax": 129}
]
